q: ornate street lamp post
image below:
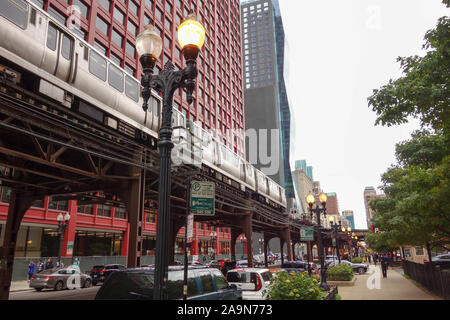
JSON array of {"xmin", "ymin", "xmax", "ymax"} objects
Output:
[
  {"xmin": 57, "ymin": 212, "xmax": 70, "ymax": 267},
  {"xmin": 209, "ymin": 231, "xmax": 217, "ymax": 260},
  {"xmin": 306, "ymin": 192, "xmax": 329, "ymax": 291},
  {"xmin": 328, "ymin": 216, "xmax": 342, "ymax": 264},
  {"xmin": 136, "ymin": 13, "xmax": 205, "ymax": 300},
  {"xmin": 258, "ymin": 238, "xmax": 264, "ymax": 255},
  {"xmin": 239, "ymin": 235, "xmax": 246, "ymax": 260}
]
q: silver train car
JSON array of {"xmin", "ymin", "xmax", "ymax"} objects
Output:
[
  {"xmin": 0, "ymin": 0, "xmax": 287, "ymax": 211},
  {"xmin": 187, "ymin": 120, "xmax": 287, "ymax": 209},
  {"xmin": 0, "ymin": 0, "xmax": 185, "ymax": 143}
]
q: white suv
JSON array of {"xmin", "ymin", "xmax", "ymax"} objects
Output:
[{"xmin": 226, "ymin": 268, "xmax": 273, "ymax": 300}]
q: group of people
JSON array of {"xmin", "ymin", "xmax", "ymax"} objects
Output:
[{"xmin": 27, "ymin": 258, "xmax": 64, "ymax": 281}]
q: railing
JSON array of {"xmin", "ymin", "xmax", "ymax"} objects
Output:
[
  {"xmin": 323, "ymin": 285, "xmax": 338, "ymax": 300},
  {"xmin": 403, "ymin": 260, "xmax": 450, "ymax": 300}
]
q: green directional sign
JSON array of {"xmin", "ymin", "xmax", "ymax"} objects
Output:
[
  {"xmin": 300, "ymin": 226, "xmax": 314, "ymax": 241},
  {"xmin": 190, "ymin": 181, "xmax": 215, "ymax": 216}
]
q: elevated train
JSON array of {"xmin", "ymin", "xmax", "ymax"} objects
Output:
[{"xmin": 0, "ymin": 0, "xmax": 287, "ymax": 211}]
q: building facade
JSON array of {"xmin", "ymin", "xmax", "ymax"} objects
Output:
[
  {"xmin": 0, "ymin": 0, "xmax": 249, "ymax": 261},
  {"xmin": 240, "ymin": 0, "xmax": 294, "ymax": 200},
  {"xmin": 364, "ymin": 186, "xmax": 378, "ymax": 232},
  {"xmin": 325, "ymin": 192, "xmax": 339, "ymax": 216},
  {"xmin": 342, "ymin": 210, "xmax": 355, "ymax": 230},
  {"xmin": 292, "ymin": 160, "xmax": 314, "ymax": 214}
]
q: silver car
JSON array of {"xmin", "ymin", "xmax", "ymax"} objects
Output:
[{"xmin": 30, "ymin": 267, "xmax": 92, "ymax": 291}]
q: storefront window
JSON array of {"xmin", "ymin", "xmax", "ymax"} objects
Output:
[
  {"xmin": 142, "ymin": 235, "xmax": 156, "ymax": 255},
  {"xmin": 77, "ymin": 204, "xmax": 94, "ymax": 215},
  {"xmin": 174, "ymin": 237, "xmax": 185, "ymax": 254},
  {"xmin": 97, "ymin": 204, "xmax": 112, "ymax": 217},
  {"xmin": 48, "ymin": 197, "xmax": 68, "ymax": 211},
  {"xmin": 114, "ymin": 207, "xmax": 127, "ymax": 219},
  {"xmin": 73, "ymin": 230, "xmax": 122, "ymax": 256}
]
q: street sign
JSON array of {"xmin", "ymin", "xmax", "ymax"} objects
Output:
[
  {"xmin": 300, "ymin": 226, "xmax": 314, "ymax": 241},
  {"xmin": 187, "ymin": 214, "xmax": 194, "ymax": 243},
  {"xmin": 190, "ymin": 181, "xmax": 215, "ymax": 216}
]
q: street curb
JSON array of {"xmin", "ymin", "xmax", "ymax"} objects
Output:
[{"xmin": 327, "ymin": 277, "xmax": 357, "ymax": 287}]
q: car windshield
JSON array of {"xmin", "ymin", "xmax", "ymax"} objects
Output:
[{"xmin": 93, "ymin": 266, "xmax": 104, "ymax": 270}]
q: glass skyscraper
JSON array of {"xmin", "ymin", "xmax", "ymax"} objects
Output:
[{"xmin": 241, "ymin": 0, "xmax": 294, "ymax": 207}]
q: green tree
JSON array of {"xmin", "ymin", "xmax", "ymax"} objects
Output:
[{"xmin": 366, "ymin": 2, "xmax": 450, "ymax": 257}]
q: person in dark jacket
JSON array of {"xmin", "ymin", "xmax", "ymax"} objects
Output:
[
  {"xmin": 45, "ymin": 258, "xmax": 54, "ymax": 270},
  {"xmin": 380, "ymin": 256, "xmax": 389, "ymax": 278}
]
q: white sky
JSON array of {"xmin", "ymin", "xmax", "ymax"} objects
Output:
[{"xmin": 279, "ymin": 0, "xmax": 449, "ymax": 229}]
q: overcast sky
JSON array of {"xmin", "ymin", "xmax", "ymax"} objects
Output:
[{"xmin": 278, "ymin": 0, "xmax": 448, "ymax": 229}]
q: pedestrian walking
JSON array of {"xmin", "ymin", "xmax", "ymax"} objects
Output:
[
  {"xmin": 368, "ymin": 254, "xmax": 372, "ymax": 264},
  {"xmin": 36, "ymin": 259, "xmax": 44, "ymax": 273},
  {"xmin": 374, "ymin": 253, "xmax": 378, "ymax": 266},
  {"xmin": 380, "ymin": 256, "xmax": 388, "ymax": 278},
  {"xmin": 44, "ymin": 258, "xmax": 54, "ymax": 270},
  {"xmin": 27, "ymin": 260, "xmax": 35, "ymax": 281}
]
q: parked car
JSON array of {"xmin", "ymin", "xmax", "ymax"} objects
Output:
[
  {"xmin": 281, "ymin": 261, "xmax": 319, "ymax": 274},
  {"xmin": 327, "ymin": 260, "xmax": 368, "ymax": 274},
  {"xmin": 95, "ymin": 266, "xmax": 242, "ymax": 300},
  {"xmin": 207, "ymin": 260, "xmax": 221, "ymax": 269},
  {"xmin": 325, "ymin": 255, "xmax": 339, "ymax": 263},
  {"xmin": 226, "ymin": 268, "xmax": 273, "ymax": 300},
  {"xmin": 90, "ymin": 264, "xmax": 126, "ymax": 285},
  {"xmin": 236, "ymin": 260, "xmax": 249, "ymax": 268},
  {"xmin": 220, "ymin": 260, "xmax": 236, "ymax": 276},
  {"xmin": 430, "ymin": 254, "xmax": 450, "ymax": 269},
  {"xmin": 30, "ymin": 267, "xmax": 92, "ymax": 291}
]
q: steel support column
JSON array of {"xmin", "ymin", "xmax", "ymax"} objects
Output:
[
  {"xmin": 244, "ymin": 214, "xmax": 253, "ymax": 267},
  {"xmin": 0, "ymin": 191, "xmax": 34, "ymax": 300}
]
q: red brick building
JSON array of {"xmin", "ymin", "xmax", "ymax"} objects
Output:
[{"xmin": 0, "ymin": 0, "xmax": 247, "ymax": 260}]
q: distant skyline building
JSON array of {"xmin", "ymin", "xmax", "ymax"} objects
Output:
[
  {"xmin": 241, "ymin": 0, "xmax": 294, "ymax": 210},
  {"xmin": 364, "ymin": 186, "xmax": 378, "ymax": 231},
  {"xmin": 325, "ymin": 192, "xmax": 339, "ymax": 216},
  {"xmin": 292, "ymin": 160, "xmax": 314, "ymax": 214},
  {"xmin": 342, "ymin": 210, "xmax": 355, "ymax": 230}
]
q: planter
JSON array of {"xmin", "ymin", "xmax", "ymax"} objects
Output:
[{"xmin": 327, "ymin": 277, "xmax": 357, "ymax": 287}]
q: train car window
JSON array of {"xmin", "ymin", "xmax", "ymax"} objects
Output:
[
  {"xmin": 0, "ymin": 0, "xmax": 28, "ymax": 30},
  {"xmin": 151, "ymin": 96, "xmax": 160, "ymax": 118},
  {"xmin": 46, "ymin": 24, "xmax": 57, "ymax": 51},
  {"xmin": 108, "ymin": 64, "xmax": 124, "ymax": 92},
  {"xmin": 61, "ymin": 34, "xmax": 72, "ymax": 60},
  {"xmin": 29, "ymin": 8, "xmax": 36, "ymax": 25},
  {"xmin": 89, "ymin": 50, "xmax": 107, "ymax": 81},
  {"xmin": 125, "ymin": 76, "xmax": 139, "ymax": 102}
]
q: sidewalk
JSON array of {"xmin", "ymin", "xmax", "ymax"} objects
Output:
[
  {"xmin": 338, "ymin": 264, "xmax": 442, "ymax": 300},
  {"xmin": 9, "ymin": 281, "xmax": 34, "ymax": 293}
]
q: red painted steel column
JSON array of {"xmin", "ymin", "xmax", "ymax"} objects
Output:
[
  {"xmin": 61, "ymin": 200, "xmax": 77, "ymax": 257},
  {"xmin": 121, "ymin": 223, "xmax": 130, "ymax": 257}
]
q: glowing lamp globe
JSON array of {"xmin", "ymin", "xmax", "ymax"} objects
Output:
[
  {"xmin": 319, "ymin": 192, "xmax": 327, "ymax": 204},
  {"xmin": 177, "ymin": 13, "xmax": 206, "ymax": 51},
  {"xmin": 306, "ymin": 193, "xmax": 315, "ymax": 205}
]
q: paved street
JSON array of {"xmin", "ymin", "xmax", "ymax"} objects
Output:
[
  {"xmin": 338, "ymin": 264, "xmax": 442, "ymax": 300},
  {"xmin": 9, "ymin": 286, "xmax": 100, "ymax": 300}
]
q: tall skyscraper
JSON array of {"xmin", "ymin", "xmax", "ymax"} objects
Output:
[
  {"xmin": 30, "ymin": 0, "xmax": 246, "ymax": 157},
  {"xmin": 292, "ymin": 160, "xmax": 314, "ymax": 214},
  {"xmin": 342, "ymin": 210, "xmax": 355, "ymax": 230},
  {"xmin": 240, "ymin": 0, "xmax": 294, "ymax": 208},
  {"xmin": 364, "ymin": 186, "xmax": 377, "ymax": 231},
  {"xmin": 326, "ymin": 192, "xmax": 339, "ymax": 216}
]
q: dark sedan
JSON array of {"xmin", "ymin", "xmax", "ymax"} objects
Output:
[
  {"xmin": 90, "ymin": 264, "xmax": 126, "ymax": 285},
  {"xmin": 327, "ymin": 260, "xmax": 369, "ymax": 274}
]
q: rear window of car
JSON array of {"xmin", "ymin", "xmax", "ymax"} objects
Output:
[
  {"xmin": 227, "ymin": 272, "xmax": 250, "ymax": 283},
  {"xmin": 93, "ymin": 265, "xmax": 104, "ymax": 270},
  {"xmin": 96, "ymin": 271, "xmax": 154, "ymax": 300}
]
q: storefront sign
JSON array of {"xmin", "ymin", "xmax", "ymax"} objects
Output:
[{"xmin": 187, "ymin": 214, "xmax": 194, "ymax": 243}]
